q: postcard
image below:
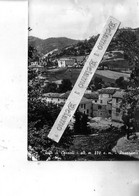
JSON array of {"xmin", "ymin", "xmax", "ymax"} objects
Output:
[{"xmin": 28, "ymin": 0, "xmax": 139, "ymax": 161}]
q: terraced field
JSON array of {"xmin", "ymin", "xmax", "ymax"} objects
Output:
[{"xmin": 45, "ymin": 68, "xmax": 130, "ymax": 84}]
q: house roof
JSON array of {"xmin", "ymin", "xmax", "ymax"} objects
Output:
[
  {"xmin": 84, "ymin": 92, "xmax": 98, "ymax": 99},
  {"xmin": 60, "ymin": 91, "xmax": 98, "ymax": 100},
  {"xmin": 43, "ymin": 91, "xmax": 97, "ymax": 102},
  {"xmin": 58, "ymin": 58, "xmax": 74, "ymax": 61},
  {"xmin": 60, "ymin": 91, "xmax": 71, "ymax": 99},
  {"xmin": 74, "ymin": 56, "xmax": 86, "ymax": 62},
  {"xmin": 112, "ymin": 91, "xmax": 125, "ymax": 98},
  {"xmin": 38, "ymin": 76, "xmax": 47, "ymax": 80},
  {"xmin": 98, "ymin": 88, "xmax": 116, "ymax": 95},
  {"xmin": 52, "ymin": 80, "xmax": 62, "ymax": 85},
  {"xmin": 43, "ymin": 93, "xmax": 61, "ymax": 98},
  {"xmin": 80, "ymin": 97, "xmax": 92, "ymax": 104}
]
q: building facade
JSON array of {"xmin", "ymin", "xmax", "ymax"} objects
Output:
[
  {"xmin": 57, "ymin": 58, "xmax": 75, "ymax": 67},
  {"xmin": 78, "ymin": 97, "xmax": 92, "ymax": 116},
  {"xmin": 112, "ymin": 91, "xmax": 125, "ymax": 122},
  {"xmin": 92, "ymin": 88, "xmax": 118, "ymax": 118},
  {"xmin": 41, "ymin": 92, "xmax": 93, "ymax": 116}
]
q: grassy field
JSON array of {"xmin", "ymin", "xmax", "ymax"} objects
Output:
[
  {"xmin": 45, "ymin": 68, "xmax": 130, "ymax": 84},
  {"xmin": 96, "ymin": 70, "xmax": 130, "ymax": 80}
]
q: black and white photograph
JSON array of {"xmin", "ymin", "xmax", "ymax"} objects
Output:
[
  {"xmin": 1, "ymin": 1, "xmax": 139, "ymax": 196},
  {"xmin": 28, "ymin": 0, "xmax": 139, "ymax": 161}
]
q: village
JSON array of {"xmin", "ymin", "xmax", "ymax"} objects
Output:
[
  {"xmin": 28, "ymin": 43, "xmax": 139, "ymax": 161},
  {"xmin": 28, "ymin": 24, "xmax": 139, "ymax": 161},
  {"xmin": 29, "ymin": 50, "xmax": 131, "ymax": 128}
]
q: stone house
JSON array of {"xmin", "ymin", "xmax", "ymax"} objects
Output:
[
  {"xmin": 92, "ymin": 88, "xmax": 118, "ymax": 118},
  {"xmin": 92, "ymin": 103, "xmax": 112, "ymax": 118},
  {"xmin": 60, "ymin": 91, "xmax": 93, "ymax": 116},
  {"xmin": 112, "ymin": 91, "xmax": 125, "ymax": 122},
  {"xmin": 41, "ymin": 93, "xmax": 65, "ymax": 105},
  {"xmin": 57, "ymin": 58, "xmax": 75, "ymax": 67},
  {"xmin": 42, "ymin": 91, "xmax": 93, "ymax": 116},
  {"xmin": 78, "ymin": 97, "xmax": 92, "ymax": 116},
  {"xmin": 97, "ymin": 88, "xmax": 118, "ymax": 105}
]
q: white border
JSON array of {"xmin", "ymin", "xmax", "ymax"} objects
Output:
[{"xmin": 0, "ymin": 1, "xmax": 139, "ymax": 196}]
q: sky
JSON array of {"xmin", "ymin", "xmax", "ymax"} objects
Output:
[{"xmin": 29, "ymin": 0, "xmax": 139, "ymax": 40}]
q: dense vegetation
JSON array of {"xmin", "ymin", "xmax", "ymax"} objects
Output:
[
  {"xmin": 49, "ymin": 28, "xmax": 139, "ymax": 60},
  {"xmin": 119, "ymin": 28, "xmax": 139, "ymax": 137}
]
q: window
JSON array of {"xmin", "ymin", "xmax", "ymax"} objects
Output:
[
  {"xmin": 116, "ymin": 112, "xmax": 119, "ymax": 116},
  {"xmin": 98, "ymin": 105, "xmax": 102, "ymax": 110},
  {"xmin": 80, "ymin": 104, "xmax": 83, "ymax": 108},
  {"xmin": 84, "ymin": 104, "xmax": 86, "ymax": 109},
  {"xmin": 87, "ymin": 109, "xmax": 89, "ymax": 114},
  {"xmin": 100, "ymin": 100, "xmax": 103, "ymax": 104},
  {"xmin": 109, "ymin": 110, "xmax": 112, "ymax": 115},
  {"xmin": 116, "ymin": 98, "xmax": 119, "ymax": 103},
  {"xmin": 95, "ymin": 100, "xmax": 97, "ymax": 103},
  {"xmin": 116, "ymin": 108, "xmax": 120, "ymax": 113}
]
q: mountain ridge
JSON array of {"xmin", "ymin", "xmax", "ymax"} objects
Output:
[
  {"xmin": 28, "ymin": 36, "xmax": 80, "ymax": 55},
  {"xmin": 28, "ymin": 27, "xmax": 139, "ymax": 61}
]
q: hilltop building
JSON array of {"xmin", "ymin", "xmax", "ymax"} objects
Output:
[
  {"xmin": 57, "ymin": 58, "xmax": 75, "ymax": 67},
  {"xmin": 57, "ymin": 56, "xmax": 87, "ymax": 68}
]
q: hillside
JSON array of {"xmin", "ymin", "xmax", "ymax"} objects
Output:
[
  {"xmin": 52, "ymin": 27, "xmax": 139, "ymax": 59},
  {"xmin": 28, "ymin": 36, "xmax": 80, "ymax": 55},
  {"xmin": 28, "ymin": 27, "xmax": 139, "ymax": 72},
  {"xmin": 29, "ymin": 27, "xmax": 139, "ymax": 57}
]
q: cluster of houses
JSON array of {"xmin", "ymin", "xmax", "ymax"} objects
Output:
[
  {"xmin": 41, "ymin": 87, "xmax": 126, "ymax": 123},
  {"xmin": 29, "ymin": 49, "xmax": 130, "ymax": 72},
  {"xmin": 56, "ymin": 50, "xmax": 127, "ymax": 69},
  {"xmin": 57, "ymin": 56, "xmax": 86, "ymax": 68}
]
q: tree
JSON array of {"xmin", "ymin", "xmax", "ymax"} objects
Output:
[
  {"xmin": 115, "ymin": 76, "xmax": 128, "ymax": 89},
  {"xmin": 43, "ymin": 82, "xmax": 57, "ymax": 93},
  {"xmin": 74, "ymin": 111, "xmax": 82, "ymax": 135},
  {"xmin": 108, "ymin": 28, "xmax": 139, "ymax": 61},
  {"xmin": 116, "ymin": 76, "xmax": 124, "ymax": 87},
  {"xmin": 28, "ymin": 46, "xmax": 74, "ymax": 160},
  {"xmin": 28, "ymin": 80, "xmax": 74, "ymax": 160},
  {"xmin": 28, "ymin": 45, "xmax": 40, "ymax": 64},
  {"xmin": 121, "ymin": 29, "xmax": 139, "ymax": 138},
  {"xmin": 122, "ymin": 89, "xmax": 139, "ymax": 139},
  {"xmin": 58, "ymin": 79, "xmax": 72, "ymax": 93},
  {"xmin": 81, "ymin": 113, "xmax": 91, "ymax": 135},
  {"xmin": 93, "ymin": 76, "xmax": 104, "ymax": 90},
  {"xmin": 74, "ymin": 111, "xmax": 91, "ymax": 135}
]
